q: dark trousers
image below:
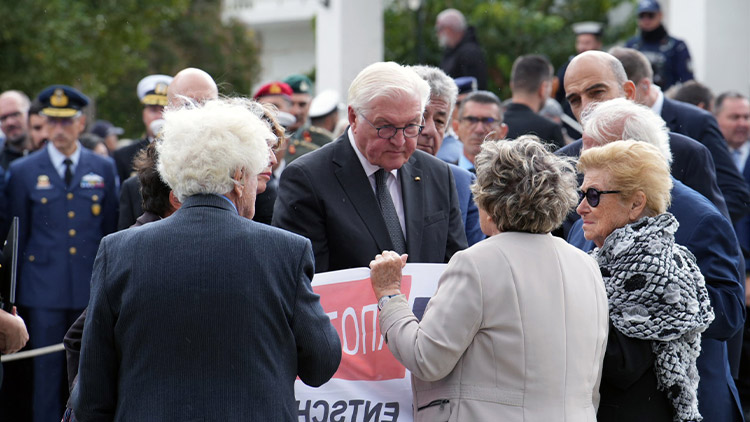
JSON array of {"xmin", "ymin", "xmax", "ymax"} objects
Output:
[{"xmin": 26, "ymin": 307, "xmax": 82, "ymax": 422}]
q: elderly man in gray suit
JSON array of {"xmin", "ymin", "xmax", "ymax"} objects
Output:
[{"xmin": 72, "ymin": 98, "xmax": 341, "ymax": 420}]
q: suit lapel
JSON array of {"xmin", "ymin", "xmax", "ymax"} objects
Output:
[
  {"xmin": 400, "ymin": 154, "xmax": 423, "ymax": 258},
  {"xmin": 332, "ymin": 134, "xmax": 393, "ymax": 252}
]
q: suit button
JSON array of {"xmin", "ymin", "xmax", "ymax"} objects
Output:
[
  {"xmin": 68, "ymin": 211, "xmax": 75, "ymax": 218},
  {"xmin": 69, "ymin": 229, "xmax": 76, "ymax": 237},
  {"xmin": 92, "ymin": 194, "xmax": 99, "ymax": 202},
  {"xmin": 67, "ymin": 193, "xmax": 74, "ymax": 200},
  {"xmin": 28, "ymin": 255, "xmax": 35, "ymax": 262},
  {"xmin": 69, "ymin": 247, "xmax": 77, "ymax": 255},
  {"xmin": 41, "ymin": 197, "xmax": 47, "ymax": 204}
]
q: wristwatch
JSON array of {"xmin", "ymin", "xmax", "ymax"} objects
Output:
[{"xmin": 378, "ymin": 294, "xmax": 400, "ymax": 311}]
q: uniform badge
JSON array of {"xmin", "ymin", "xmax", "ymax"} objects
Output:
[
  {"xmin": 50, "ymin": 89, "xmax": 69, "ymax": 107},
  {"xmin": 91, "ymin": 203, "xmax": 101, "ymax": 216},
  {"xmin": 80, "ymin": 173, "xmax": 105, "ymax": 189},
  {"xmin": 36, "ymin": 175, "xmax": 52, "ymax": 190}
]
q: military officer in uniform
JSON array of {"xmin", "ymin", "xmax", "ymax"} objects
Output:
[
  {"xmin": 283, "ymin": 74, "xmax": 326, "ymax": 163},
  {"xmin": 6, "ymin": 85, "xmax": 118, "ymax": 422},
  {"xmin": 113, "ymin": 74, "xmax": 172, "ymax": 183},
  {"xmin": 307, "ymin": 89, "xmax": 340, "ymax": 145}
]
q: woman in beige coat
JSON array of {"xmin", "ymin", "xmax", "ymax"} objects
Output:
[{"xmin": 370, "ymin": 136, "xmax": 609, "ymax": 421}]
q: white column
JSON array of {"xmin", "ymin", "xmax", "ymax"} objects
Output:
[
  {"xmin": 316, "ymin": 0, "xmax": 384, "ymax": 105},
  {"xmin": 666, "ymin": 0, "xmax": 750, "ymax": 96}
]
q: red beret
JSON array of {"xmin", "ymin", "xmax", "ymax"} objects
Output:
[{"xmin": 253, "ymin": 81, "xmax": 293, "ymax": 100}]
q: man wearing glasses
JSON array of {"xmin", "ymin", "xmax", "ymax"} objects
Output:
[
  {"xmin": 454, "ymin": 90, "xmax": 508, "ymax": 173},
  {"xmin": 5, "ymin": 85, "xmax": 118, "ymax": 422},
  {"xmin": 273, "ymin": 62, "xmax": 467, "ymax": 273},
  {"xmin": 0, "ymin": 90, "xmax": 32, "ymax": 170},
  {"xmin": 625, "ymin": 0, "xmax": 694, "ymax": 91}
]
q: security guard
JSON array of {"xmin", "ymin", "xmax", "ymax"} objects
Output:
[
  {"xmin": 6, "ymin": 85, "xmax": 118, "ymax": 422},
  {"xmin": 625, "ymin": 0, "xmax": 693, "ymax": 91}
]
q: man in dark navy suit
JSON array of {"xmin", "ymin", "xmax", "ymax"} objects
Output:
[
  {"xmin": 73, "ymin": 98, "xmax": 340, "ymax": 420},
  {"xmin": 411, "ymin": 65, "xmax": 484, "ymax": 246},
  {"xmin": 716, "ymin": 91, "xmax": 750, "ymax": 420},
  {"xmin": 567, "ymin": 96, "xmax": 746, "ymax": 422},
  {"xmin": 610, "ymin": 46, "xmax": 750, "ymax": 223},
  {"xmin": 557, "ymin": 51, "xmax": 728, "ymax": 232},
  {"xmin": 6, "ymin": 85, "xmax": 118, "ymax": 422}
]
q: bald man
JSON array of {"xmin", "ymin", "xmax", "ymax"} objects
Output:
[
  {"xmin": 558, "ymin": 51, "xmax": 728, "ymax": 220},
  {"xmin": 117, "ymin": 68, "xmax": 219, "ymax": 229},
  {"xmin": 167, "ymin": 67, "xmax": 219, "ymax": 106}
]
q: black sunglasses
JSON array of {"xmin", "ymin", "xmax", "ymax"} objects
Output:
[{"xmin": 579, "ymin": 188, "xmax": 621, "ymax": 207}]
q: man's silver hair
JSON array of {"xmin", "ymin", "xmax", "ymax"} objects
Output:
[
  {"xmin": 581, "ymin": 98, "xmax": 672, "ymax": 164},
  {"xmin": 348, "ymin": 62, "xmax": 430, "ymax": 117},
  {"xmin": 157, "ymin": 97, "xmax": 272, "ymax": 202},
  {"xmin": 410, "ymin": 65, "xmax": 458, "ymax": 118},
  {"xmin": 0, "ymin": 90, "xmax": 31, "ymax": 112},
  {"xmin": 436, "ymin": 8, "xmax": 467, "ymax": 32}
]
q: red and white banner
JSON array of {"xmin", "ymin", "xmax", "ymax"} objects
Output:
[{"xmin": 295, "ymin": 263, "xmax": 447, "ymax": 422}]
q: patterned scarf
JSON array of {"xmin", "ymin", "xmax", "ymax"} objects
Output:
[{"xmin": 592, "ymin": 213, "xmax": 714, "ymax": 422}]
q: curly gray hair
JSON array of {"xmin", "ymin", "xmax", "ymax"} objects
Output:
[{"xmin": 471, "ymin": 136, "xmax": 579, "ymax": 233}]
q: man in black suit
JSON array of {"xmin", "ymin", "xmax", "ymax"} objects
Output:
[
  {"xmin": 504, "ymin": 54, "xmax": 565, "ymax": 149},
  {"xmin": 73, "ymin": 98, "xmax": 340, "ymax": 420},
  {"xmin": 273, "ymin": 62, "xmax": 468, "ymax": 273},
  {"xmin": 558, "ymin": 50, "xmax": 728, "ymax": 222},
  {"xmin": 610, "ymin": 47, "xmax": 750, "ymax": 222}
]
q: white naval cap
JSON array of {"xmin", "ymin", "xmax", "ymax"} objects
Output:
[
  {"xmin": 137, "ymin": 74, "xmax": 174, "ymax": 106},
  {"xmin": 308, "ymin": 90, "xmax": 342, "ymax": 119}
]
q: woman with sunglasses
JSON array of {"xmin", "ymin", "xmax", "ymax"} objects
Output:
[
  {"xmin": 370, "ymin": 136, "xmax": 609, "ymax": 421},
  {"xmin": 577, "ymin": 140, "xmax": 714, "ymax": 421}
]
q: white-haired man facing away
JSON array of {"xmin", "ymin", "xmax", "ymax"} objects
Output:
[{"xmin": 73, "ymin": 98, "xmax": 341, "ymax": 421}]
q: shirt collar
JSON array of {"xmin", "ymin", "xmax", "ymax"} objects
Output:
[
  {"xmin": 219, "ymin": 195, "xmax": 239, "ymax": 214},
  {"xmin": 47, "ymin": 141, "xmax": 82, "ymax": 169},
  {"xmin": 650, "ymin": 86, "xmax": 664, "ymax": 116},
  {"xmin": 348, "ymin": 127, "xmax": 398, "ymax": 179}
]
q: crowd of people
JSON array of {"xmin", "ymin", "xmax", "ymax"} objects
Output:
[{"xmin": 0, "ymin": 0, "xmax": 748, "ymax": 420}]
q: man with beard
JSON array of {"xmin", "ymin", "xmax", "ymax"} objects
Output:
[{"xmin": 0, "ymin": 90, "xmax": 31, "ymax": 169}]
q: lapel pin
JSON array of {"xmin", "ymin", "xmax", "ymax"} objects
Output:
[{"xmin": 414, "ymin": 176, "xmax": 421, "ymax": 181}]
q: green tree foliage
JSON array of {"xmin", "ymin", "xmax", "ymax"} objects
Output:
[
  {"xmin": 385, "ymin": 0, "xmax": 636, "ymax": 98},
  {"xmin": 0, "ymin": 0, "xmax": 261, "ymax": 138}
]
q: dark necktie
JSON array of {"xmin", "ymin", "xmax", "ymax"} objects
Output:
[
  {"xmin": 63, "ymin": 158, "xmax": 73, "ymax": 186},
  {"xmin": 375, "ymin": 169, "xmax": 406, "ymax": 254}
]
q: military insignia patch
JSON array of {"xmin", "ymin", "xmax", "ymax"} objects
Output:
[
  {"xmin": 50, "ymin": 89, "xmax": 69, "ymax": 107},
  {"xmin": 36, "ymin": 175, "xmax": 52, "ymax": 190},
  {"xmin": 80, "ymin": 173, "xmax": 105, "ymax": 189}
]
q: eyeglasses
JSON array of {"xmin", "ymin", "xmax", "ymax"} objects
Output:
[
  {"xmin": 460, "ymin": 116, "xmax": 501, "ymax": 127},
  {"xmin": 359, "ymin": 113, "xmax": 423, "ymax": 139},
  {"xmin": 638, "ymin": 12, "xmax": 656, "ymax": 19},
  {"xmin": 579, "ymin": 188, "xmax": 621, "ymax": 207}
]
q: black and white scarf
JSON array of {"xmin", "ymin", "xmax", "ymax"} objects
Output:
[{"xmin": 592, "ymin": 213, "xmax": 714, "ymax": 422}]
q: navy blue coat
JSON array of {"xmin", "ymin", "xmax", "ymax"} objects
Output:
[
  {"xmin": 661, "ymin": 97, "xmax": 750, "ymax": 222},
  {"xmin": 72, "ymin": 194, "xmax": 341, "ymax": 420},
  {"xmin": 568, "ymin": 179, "xmax": 745, "ymax": 421},
  {"xmin": 7, "ymin": 146, "xmax": 118, "ymax": 309},
  {"xmin": 448, "ymin": 163, "xmax": 484, "ymax": 246}
]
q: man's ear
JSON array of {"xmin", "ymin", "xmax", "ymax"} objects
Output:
[{"xmin": 168, "ymin": 191, "xmax": 181, "ymax": 214}]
